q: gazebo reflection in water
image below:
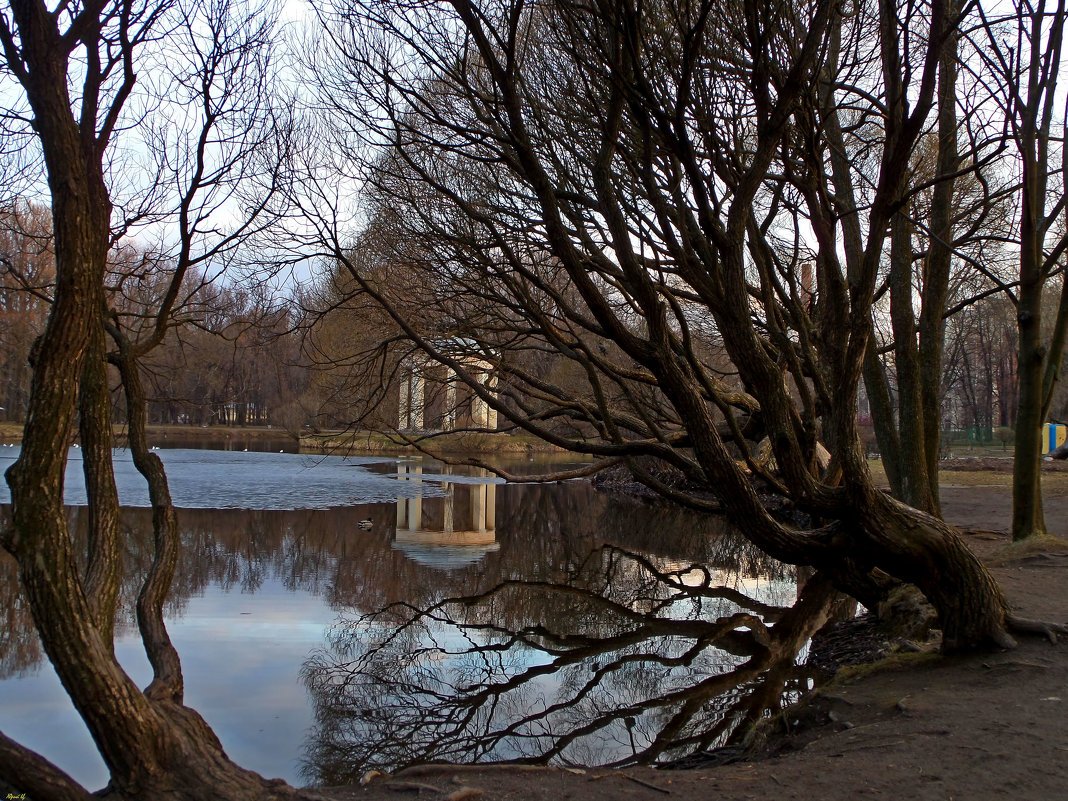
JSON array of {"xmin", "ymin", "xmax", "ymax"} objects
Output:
[{"xmin": 392, "ymin": 462, "xmax": 499, "ymax": 570}]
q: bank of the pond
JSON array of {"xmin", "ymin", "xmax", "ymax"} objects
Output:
[
  {"xmin": 0, "ymin": 422, "xmax": 23, "ymax": 443},
  {"xmin": 0, "ymin": 423, "xmax": 299, "ymax": 447},
  {"xmin": 299, "ymin": 429, "xmax": 571, "ymax": 456},
  {"xmin": 317, "ymin": 486, "xmax": 1068, "ymax": 801},
  {"xmin": 0, "ymin": 424, "xmax": 560, "ymax": 455},
  {"xmin": 0, "ymin": 423, "xmax": 578, "ymax": 455}
]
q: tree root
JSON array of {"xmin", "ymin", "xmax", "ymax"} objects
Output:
[
  {"xmin": 0, "ymin": 728, "xmax": 93, "ymax": 801},
  {"xmin": 1007, "ymin": 615, "xmax": 1068, "ymax": 644},
  {"xmin": 988, "ymin": 627, "xmax": 1019, "ymax": 650}
]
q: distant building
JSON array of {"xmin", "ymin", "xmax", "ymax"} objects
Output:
[{"xmin": 397, "ymin": 343, "xmax": 498, "ymax": 432}]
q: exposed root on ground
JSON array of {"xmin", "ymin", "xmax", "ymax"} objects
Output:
[{"xmin": 1007, "ymin": 615, "xmax": 1068, "ymax": 644}]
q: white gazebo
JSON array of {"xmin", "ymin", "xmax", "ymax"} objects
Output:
[{"xmin": 397, "ymin": 344, "xmax": 498, "ymax": 432}]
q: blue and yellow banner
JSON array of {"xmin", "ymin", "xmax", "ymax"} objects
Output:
[{"xmin": 1042, "ymin": 423, "xmax": 1067, "ymax": 454}]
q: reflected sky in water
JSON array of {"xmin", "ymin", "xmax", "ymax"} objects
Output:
[{"xmin": 0, "ymin": 449, "xmax": 797, "ymax": 790}]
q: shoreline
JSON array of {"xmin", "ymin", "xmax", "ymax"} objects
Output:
[
  {"xmin": 0, "ymin": 422, "xmax": 300, "ymax": 446},
  {"xmin": 0, "ymin": 423, "xmax": 571, "ymax": 456},
  {"xmin": 299, "ymin": 430, "xmax": 569, "ymax": 456}
]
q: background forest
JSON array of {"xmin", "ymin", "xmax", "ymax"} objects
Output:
[{"xmin": 0, "ymin": 197, "xmax": 1057, "ymax": 441}]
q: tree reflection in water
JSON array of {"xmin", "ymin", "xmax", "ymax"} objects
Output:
[
  {"xmin": 301, "ymin": 546, "xmax": 842, "ymax": 784},
  {"xmin": 1, "ymin": 469, "xmax": 845, "ymax": 785}
]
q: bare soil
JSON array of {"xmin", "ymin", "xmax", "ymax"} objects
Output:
[{"xmin": 317, "ymin": 478, "xmax": 1068, "ymax": 801}]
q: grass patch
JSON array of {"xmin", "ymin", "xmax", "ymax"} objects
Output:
[
  {"xmin": 867, "ymin": 459, "xmax": 1068, "ymax": 493},
  {"xmin": 0, "ymin": 423, "xmax": 299, "ymax": 445}
]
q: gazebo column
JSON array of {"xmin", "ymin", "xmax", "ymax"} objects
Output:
[
  {"xmin": 444, "ymin": 369, "xmax": 456, "ymax": 431},
  {"xmin": 471, "ymin": 369, "xmax": 488, "ymax": 427},
  {"xmin": 486, "ymin": 372, "xmax": 498, "ymax": 430},
  {"xmin": 411, "ymin": 369, "xmax": 424, "ymax": 430},
  {"xmin": 470, "ymin": 368, "xmax": 498, "ymax": 430},
  {"xmin": 398, "ymin": 374, "xmax": 411, "ymax": 429}
]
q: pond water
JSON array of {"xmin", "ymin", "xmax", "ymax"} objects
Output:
[{"xmin": 0, "ymin": 446, "xmax": 812, "ymax": 790}]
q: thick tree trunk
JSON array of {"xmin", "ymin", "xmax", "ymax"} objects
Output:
[
  {"xmin": 2, "ymin": 205, "xmax": 313, "ymax": 801},
  {"xmin": 0, "ymin": 730, "xmax": 94, "ymax": 801},
  {"xmin": 5, "ymin": 298, "xmax": 314, "ymax": 800},
  {"xmin": 1012, "ymin": 173, "xmax": 1048, "ymax": 541},
  {"xmin": 819, "ymin": 355, "xmax": 1011, "ymax": 651},
  {"xmin": 1008, "ymin": 2, "xmax": 1068, "ymax": 541},
  {"xmin": 889, "ymin": 213, "xmax": 936, "ymax": 512},
  {"xmin": 1013, "ymin": 339, "xmax": 1046, "ymax": 540},
  {"xmin": 0, "ymin": 68, "xmax": 168, "ymax": 788},
  {"xmin": 80, "ymin": 312, "xmax": 123, "ymax": 651}
]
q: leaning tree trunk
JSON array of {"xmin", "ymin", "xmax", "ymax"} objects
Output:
[
  {"xmin": 855, "ymin": 489, "xmax": 1013, "ymax": 651},
  {"xmin": 826, "ymin": 362, "xmax": 1013, "ymax": 651}
]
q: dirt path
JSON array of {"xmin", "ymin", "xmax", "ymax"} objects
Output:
[{"xmin": 317, "ymin": 486, "xmax": 1068, "ymax": 801}]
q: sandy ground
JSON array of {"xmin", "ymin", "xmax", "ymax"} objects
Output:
[{"xmin": 316, "ymin": 480, "xmax": 1068, "ymax": 801}]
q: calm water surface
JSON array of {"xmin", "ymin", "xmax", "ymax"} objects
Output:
[{"xmin": 0, "ymin": 446, "xmax": 802, "ymax": 789}]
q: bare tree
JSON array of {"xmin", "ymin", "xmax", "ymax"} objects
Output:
[
  {"xmin": 971, "ymin": 0, "xmax": 1068, "ymax": 540},
  {"xmin": 0, "ymin": 0, "xmax": 317, "ymax": 798},
  {"xmin": 287, "ymin": 0, "xmax": 1068, "ymax": 651},
  {"xmin": 942, "ymin": 291, "xmax": 1019, "ymax": 435},
  {"xmin": 834, "ymin": 0, "xmax": 965, "ymax": 514},
  {"xmin": 0, "ymin": 199, "xmax": 54, "ymax": 421}
]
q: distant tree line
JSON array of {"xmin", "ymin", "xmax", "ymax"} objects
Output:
[
  {"xmin": 3, "ymin": 195, "xmax": 1066, "ymax": 442},
  {"xmin": 1, "ymin": 200, "xmax": 313, "ymax": 431}
]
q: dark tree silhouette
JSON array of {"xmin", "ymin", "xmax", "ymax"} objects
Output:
[{"xmin": 289, "ymin": 0, "xmax": 1064, "ymax": 650}]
